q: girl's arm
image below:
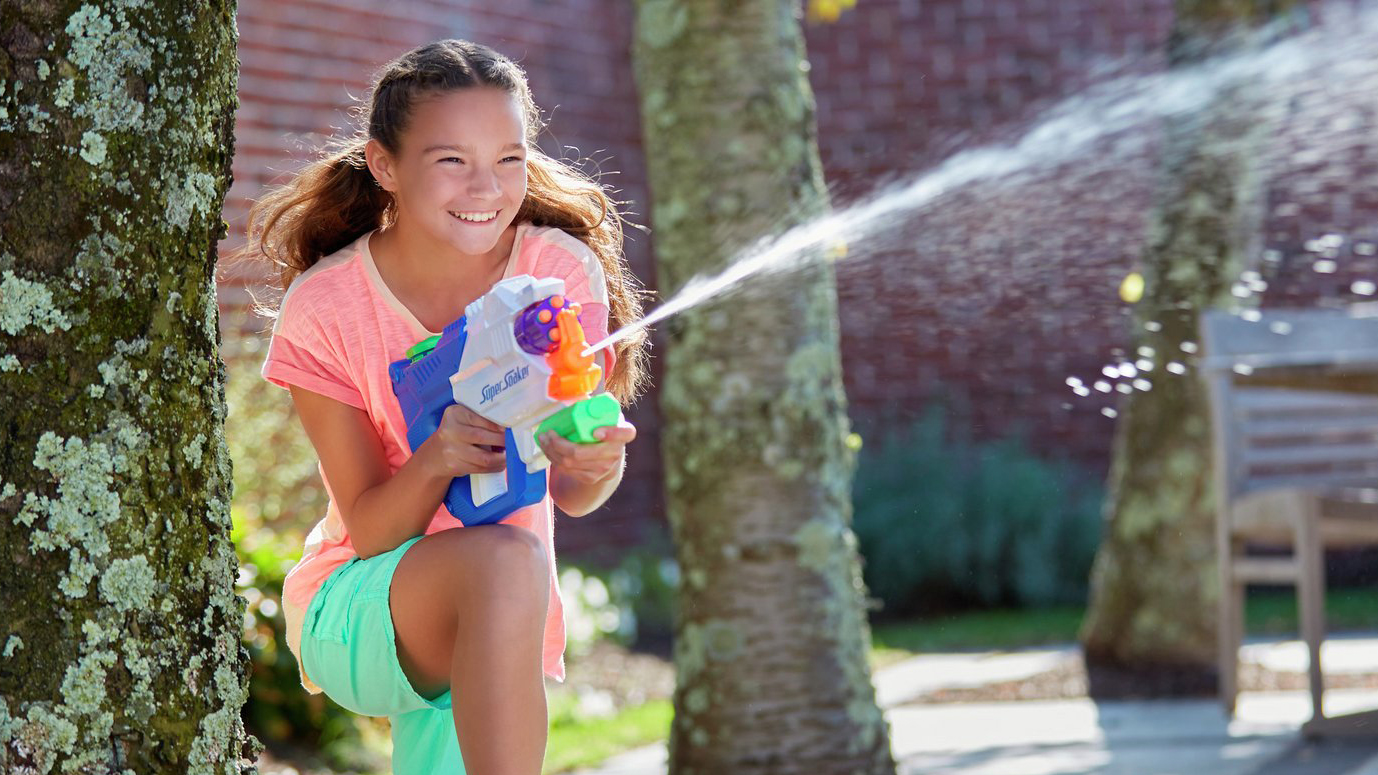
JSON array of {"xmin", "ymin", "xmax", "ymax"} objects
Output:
[
  {"xmin": 540, "ymin": 424, "xmax": 637, "ymax": 517},
  {"xmin": 289, "ymin": 385, "xmax": 506, "ymax": 558}
]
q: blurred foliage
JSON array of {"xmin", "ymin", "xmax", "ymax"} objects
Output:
[
  {"xmin": 851, "ymin": 406, "xmax": 1106, "ymax": 617},
  {"xmin": 561, "ymin": 530, "xmax": 680, "ymax": 654}
]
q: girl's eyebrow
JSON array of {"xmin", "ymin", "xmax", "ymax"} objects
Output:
[{"xmin": 423, "ymin": 142, "xmax": 527, "ymax": 154}]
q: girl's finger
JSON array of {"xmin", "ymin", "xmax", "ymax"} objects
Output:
[
  {"xmin": 593, "ymin": 425, "xmax": 638, "ymax": 444},
  {"xmin": 456, "ymin": 426, "xmax": 506, "ymax": 447}
]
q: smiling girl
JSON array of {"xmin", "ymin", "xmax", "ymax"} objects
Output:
[{"xmin": 243, "ymin": 39, "xmax": 649, "ymax": 775}]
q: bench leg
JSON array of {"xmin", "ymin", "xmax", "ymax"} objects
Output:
[
  {"xmin": 1296, "ymin": 498, "xmax": 1326, "ymax": 724},
  {"xmin": 1218, "ymin": 540, "xmax": 1244, "ymax": 716}
]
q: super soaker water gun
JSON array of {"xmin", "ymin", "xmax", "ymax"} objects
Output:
[{"xmin": 388, "ymin": 275, "xmax": 623, "ymax": 526}]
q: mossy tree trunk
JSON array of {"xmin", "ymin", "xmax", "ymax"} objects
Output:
[
  {"xmin": 0, "ymin": 3, "xmax": 258, "ymax": 773},
  {"xmin": 1080, "ymin": 0, "xmax": 1301, "ymax": 688},
  {"xmin": 631, "ymin": 2, "xmax": 894, "ymax": 773}
]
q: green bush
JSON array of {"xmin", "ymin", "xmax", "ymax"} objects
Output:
[
  {"xmin": 851, "ymin": 407, "xmax": 1104, "ymax": 617},
  {"xmin": 562, "ymin": 532, "xmax": 680, "ymax": 653}
]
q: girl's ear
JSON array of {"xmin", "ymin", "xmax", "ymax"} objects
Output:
[{"xmin": 364, "ymin": 138, "xmax": 399, "ymax": 193}]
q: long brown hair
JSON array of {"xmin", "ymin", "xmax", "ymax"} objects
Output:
[{"xmin": 240, "ymin": 39, "xmax": 649, "ymax": 402}]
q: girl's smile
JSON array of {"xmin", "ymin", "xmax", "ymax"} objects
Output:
[{"xmin": 449, "ymin": 210, "xmax": 500, "ymax": 223}]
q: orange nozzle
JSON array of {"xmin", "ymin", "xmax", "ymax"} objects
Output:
[{"xmin": 547, "ymin": 308, "xmax": 602, "ymax": 400}]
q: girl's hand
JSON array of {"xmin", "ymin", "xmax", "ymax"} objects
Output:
[
  {"xmin": 538, "ymin": 422, "xmax": 637, "ymax": 485},
  {"xmin": 419, "ymin": 404, "xmax": 508, "ymax": 479}
]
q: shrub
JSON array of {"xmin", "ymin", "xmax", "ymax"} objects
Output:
[{"xmin": 851, "ymin": 407, "xmax": 1104, "ymax": 617}]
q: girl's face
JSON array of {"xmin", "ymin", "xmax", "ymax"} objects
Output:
[{"xmin": 370, "ymin": 87, "xmax": 529, "ymax": 259}]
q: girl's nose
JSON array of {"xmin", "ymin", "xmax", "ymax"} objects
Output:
[{"xmin": 468, "ymin": 169, "xmax": 502, "ymax": 199}]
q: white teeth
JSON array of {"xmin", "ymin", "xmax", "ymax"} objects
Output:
[{"xmin": 450, "ymin": 211, "xmax": 497, "ymax": 223}]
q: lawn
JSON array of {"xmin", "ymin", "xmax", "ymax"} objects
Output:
[{"xmin": 869, "ymin": 586, "xmax": 1378, "ymax": 667}]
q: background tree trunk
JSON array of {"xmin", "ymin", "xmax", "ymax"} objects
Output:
[
  {"xmin": 1080, "ymin": 0, "xmax": 1301, "ymax": 690},
  {"xmin": 0, "ymin": 3, "xmax": 257, "ymax": 773},
  {"xmin": 631, "ymin": 2, "xmax": 895, "ymax": 773}
]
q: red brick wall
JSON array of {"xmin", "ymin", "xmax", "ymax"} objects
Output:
[{"xmin": 221, "ymin": 1, "xmax": 1378, "ymax": 554}]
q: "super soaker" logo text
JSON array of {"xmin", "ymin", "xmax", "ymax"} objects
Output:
[{"xmin": 479, "ymin": 366, "xmax": 530, "ymax": 405}]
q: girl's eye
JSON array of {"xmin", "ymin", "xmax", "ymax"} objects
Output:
[
  {"xmin": 502, "ymin": 156, "xmax": 524, "ymax": 164},
  {"xmin": 441, "ymin": 157, "xmax": 464, "ymax": 164}
]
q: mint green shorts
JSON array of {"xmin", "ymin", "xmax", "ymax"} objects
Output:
[{"xmin": 301, "ymin": 534, "xmax": 466, "ymax": 775}]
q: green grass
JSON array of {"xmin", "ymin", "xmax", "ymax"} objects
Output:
[
  {"xmin": 869, "ymin": 586, "xmax": 1378, "ymax": 667},
  {"xmin": 543, "ymin": 699, "xmax": 673, "ymax": 774}
]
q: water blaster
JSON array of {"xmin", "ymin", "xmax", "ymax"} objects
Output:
[{"xmin": 389, "ymin": 275, "xmax": 623, "ymax": 526}]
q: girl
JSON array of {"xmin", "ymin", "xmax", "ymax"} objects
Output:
[{"xmin": 244, "ymin": 39, "xmax": 649, "ymax": 775}]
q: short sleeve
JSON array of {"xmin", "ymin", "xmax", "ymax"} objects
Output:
[
  {"xmin": 530, "ymin": 231, "xmax": 617, "ymax": 380},
  {"xmin": 261, "ymin": 287, "xmax": 366, "ymax": 410}
]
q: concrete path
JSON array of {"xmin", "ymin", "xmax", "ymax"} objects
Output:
[{"xmin": 571, "ymin": 636, "xmax": 1378, "ymax": 775}]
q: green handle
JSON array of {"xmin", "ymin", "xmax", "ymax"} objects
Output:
[{"xmin": 537, "ymin": 394, "xmax": 622, "ymax": 444}]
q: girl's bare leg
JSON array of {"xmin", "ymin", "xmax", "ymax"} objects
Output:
[{"xmin": 389, "ymin": 524, "xmax": 550, "ymax": 775}]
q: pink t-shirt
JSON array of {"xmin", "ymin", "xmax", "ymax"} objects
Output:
[{"xmin": 260, "ymin": 223, "xmax": 615, "ymax": 694}]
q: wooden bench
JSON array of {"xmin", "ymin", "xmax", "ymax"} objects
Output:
[{"xmin": 1199, "ymin": 307, "xmax": 1378, "ymax": 737}]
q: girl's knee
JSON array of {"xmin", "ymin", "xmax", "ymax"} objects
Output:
[{"xmin": 469, "ymin": 524, "xmax": 549, "ymax": 611}]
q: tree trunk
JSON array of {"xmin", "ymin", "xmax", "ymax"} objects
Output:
[
  {"xmin": 0, "ymin": 3, "xmax": 257, "ymax": 773},
  {"xmin": 1080, "ymin": 0, "xmax": 1301, "ymax": 690},
  {"xmin": 631, "ymin": 2, "xmax": 894, "ymax": 773}
]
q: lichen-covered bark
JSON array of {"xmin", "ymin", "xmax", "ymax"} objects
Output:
[
  {"xmin": 0, "ymin": 2, "xmax": 257, "ymax": 773},
  {"xmin": 631, "ymin": 2, "xmax": 894, "ymax": 773},
  {"xmin": 1080, "ymin": 0, "xmax": 1301, "ymax": 684}
]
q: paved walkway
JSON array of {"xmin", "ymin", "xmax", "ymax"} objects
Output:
[{"xmin": 573, "ymin": 636, "xmax": 1378, "ymax": 775}]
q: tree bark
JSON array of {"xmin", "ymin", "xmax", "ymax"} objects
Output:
[
  {"xmin": 631, "ymin": 2, "xmax": 894, "ymax": 773},
  {"xmin": 0, "ymin": 2, "xmax": 257, "ymax": 773},
  {"xmin": 1080, "ymin": 0, "xmax": 1301, "ymax": 689}
]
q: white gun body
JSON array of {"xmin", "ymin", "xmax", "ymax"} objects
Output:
[{"xmin": 450, "ymin": 275, "xmax": 570, "ymax": 506}]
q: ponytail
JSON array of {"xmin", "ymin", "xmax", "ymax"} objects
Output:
[{"xmin": 239, "ymin": 138, "xmax": 391, "ymax": 306}]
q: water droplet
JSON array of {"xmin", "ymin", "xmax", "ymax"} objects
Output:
[
  {"xmin": 1102, "ymin": 365, "xmax": 1120, "ymax": 378},
  {"xmin": 1094, "ymin": 381, "xmax": 1112, "ymax": 393},
  {"xmin": 1133, "ymin": 378, "xmax": 1152, "ymax": 392},
  {"xmin": 1269, "ymin": 321, "xmax": 1293, "ymax": 335},
  {"xmin": 1167, "ymin": 362, "xmax": 1187, "ymax": 375},
  {"xmin": 1102, "ymin": 407, "xmax": 1119, "ymax": 419},
  {"xmin": 1315, "ymin": 260, "xmax": 1338, "ymax": 274},
  {"xmin": 1180, "ymin": 341, "xmax": 1199, "ymax": 354},
  {"xmin": 1232, "ymin": 363, "xmax": 1255, "ymax": 376},
  {"xmin": 1352, "ymin": 280, "xmax": 1377, "ymax": 296},
  {"xmin": 1136, "ymin": 358, "xmax": 1154, "ymax": 371}
]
